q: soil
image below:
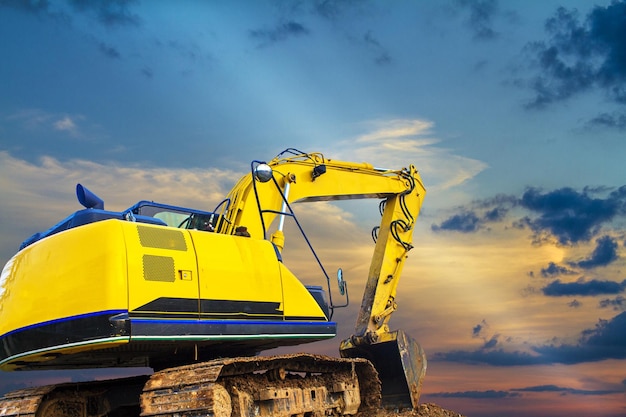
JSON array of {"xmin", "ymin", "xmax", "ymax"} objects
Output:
[
  {"xmin": 367, "ymin": 403, "xmax": 466, "ymax": 417},
  {"xmin": 416, "ymin": 403, "xmax": 466, "ymax": 417}
]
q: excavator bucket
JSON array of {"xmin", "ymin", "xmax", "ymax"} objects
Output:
[{"xmin": 340, "ymin": 329, "xmax": 427, "ymax": 409}]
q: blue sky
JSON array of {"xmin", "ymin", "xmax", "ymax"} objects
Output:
[{"xmin": 1, "ymin": 1, "xmax": 626, "ymax": 416}]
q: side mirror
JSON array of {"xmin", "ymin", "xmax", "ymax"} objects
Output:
[
  {"xmin": 337, "ymin": 268, "xmax": 346, "ymax": 296},
  {"xmin": 253, "ymin": 163, "xmax": 273, "ymax": 183}
]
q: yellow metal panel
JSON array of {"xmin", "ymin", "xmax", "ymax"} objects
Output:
[
  {"xmin": 0, "ymin": 220, "xmax": 129, "ymax": 335},
  {"xmin": 122, "ymin": 223, "xmax": 199, "ymax": 314},
  {"xmin": 278, "ymin": 264, "xmax": 326, "ymax": 319},
  {"xmin": 191, "ymin": 232, "xmax": 283, "ymax": 307}
]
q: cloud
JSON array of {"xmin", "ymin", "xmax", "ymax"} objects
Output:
[
  {"xmin": 433, "ymin": 347, "xmax": 544, "ymax": 366},
  {"xmin": 430, "ymin": 389, "xmax": 519, "ymax": 399},
  {"xmin": 431, "ymin": 186, "xmax": 626, "ymax": 258},
  {"xmin": 141, "ymin": 67, "xmax": 153, "ymax": 78},
  {"xmin": 7, "ymin": 109, "xmax": 86, "ymax": 139},
  {"xmin": 587, "ymin": 112, "xmax": 626, "ymax": 130},
  {"xmin": 0, "ymin": 0, "xmax": 50, "ymax": 14},
  {"xmin": 574, "ymin": 235, "xmax": 619, "ymax": 269},
  {"xmin": 53, "ymin": 115, "xmax": 81, "ymax": 136},
  {"xmin": 98, "ymin": 42, "xmax": 121, "ymax": 59},
  {"xmin": 310, "ymin": 0, "xmax": 366, "ymax": 20},
  {"xmin": 518, "ymin": 187, "xmax": 623, "ymax": 244},
  {"xmin": 355, "ymin": 119, "xmax": 434, "ymax": 143},
  {"xmin": 532, "ymin": 312, "xmax": 626, "ymax": 364},
  {"xmin": 512, "ymin": 384, "xmax": 623, "ymax": 396},
  {"xmin": 431, "ymin": 206, "xmax": 509, "ymax": 233},
  {"xmin": 430, "ymin": 383, "xmax": 623, "ymax": 399},
  {"xmin": 521, "ymin": 1, "xmax": 626, "ymax": 115},
  {"xmin": 0, "ymin": 151, "xmax": 239, "ymax": 260},
  {"xmin": 540, "ymin": 262, "xmax": 575, "ymax": 278},
  {"xmin": 454, "ymin": 0, "xmax": 499, "ymax": 40},
  {"xmin": 67, "ymin": 0, "xmax": 140, "ymax": 27},
  {"xmin": 472, "ymin": 320, "xmax": 487, "ymax": 337},
  {"xmin": 341, "ymin": 118, "xmax": 488, "ymax": 192},
  {"xmin": 1, "ymin": 0, "xmax": 140, "ymax": 28},
  {"xmin": 599, "ymin": 295, "xmax": 626, "ymax": 311},
  {"xmin": 249, "ymin": 21, "xmax": 310, "ymax": 46},
  {"xmin": 542, "ymin": 279, "xmax": 626, "ymax": 297},
  {"xmin": 435, "ymin": 311, "xmax": 626, "ymax": 366},
  {"xmin": 362, "ymin": 30, "xmax": 391, "ymax": 65},
  {"xmin": 431, "ymin": 195, "xmax": 512, "ymax": 233},
  {"xmin": 432, "ymin": 211, "xmax": 479, "ymax": 233}
]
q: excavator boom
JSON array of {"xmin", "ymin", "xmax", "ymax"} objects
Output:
[{"xmin": 223, "ymin": 150, "xmax": 428, "ymax": 407}]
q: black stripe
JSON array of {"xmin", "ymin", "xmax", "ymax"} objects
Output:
[
  {"xmin": 132, "ymin": 297, "xmax": 283, "ymax": 318},
  {"xmin": 200, "ymin": 299, "xmax": 281, "ymax": 316},
  {"xmin": 132, "ymin": 297, "xmax": 198, "ymax": 313}
]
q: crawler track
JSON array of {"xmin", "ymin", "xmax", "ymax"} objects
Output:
[{"xmin": 0, "ymin": 354, "xmax": 381, "ymax": 417}]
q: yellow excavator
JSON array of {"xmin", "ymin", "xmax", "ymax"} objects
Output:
[{"xmin": 0, "ymin": 149, "xmax": 426, "ymax": 417}]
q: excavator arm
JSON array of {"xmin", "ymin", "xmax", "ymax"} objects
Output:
[{"xmin": 217, "ymin": 149, "xmax": 427, "ymax": 407}]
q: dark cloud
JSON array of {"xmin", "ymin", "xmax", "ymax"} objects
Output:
[
  {"xmin": 249, "ymin": 21, "xmax": 310, "ymax": 46},
  {"xmin": 472, "ymin": 320, "xmax": 487, "ymax": 337},
  {"xmin": 431, "ymin": 206, "xmax": 508, "ymax": 233},
  {"xmin": 430, "ymin": 383, "xmax": 625, "ymax": 399},
  {"xmin": 432, "ymin": 211, "xmax": 480, "ymax": 233},
  {"xmin": 98, "ymin": 42, "xmax": 120, "ymax": 59},
  {"xmin": 363, "ymin": 31, "xmax": 391, "ymax": 65},
  {"xmin": 587, "ymin": 112, "xmax": 626, "ymax": 130},
  {"xmin": 482, "ymin": 335, "xmax": 498, "ymax": 349},
  {"xmin": 266, "ymin": 1, "xmax": 389, "ymax": 64},
  {"xmin": 0, "ymin": 0, "xmax": 50, "ymax": 14},
  {"xmin": 512, "ymin": 384, "xmax": 623, "ymax": 395},
  {"xmin": 473, "ymin": 193, "xmax": 518, "ymax": 209},
  {"xmin": 574, "ymin": 235, "xmax": 619, "ymax": 268},
  {"xmin": 1, "ymin": 0, "xmax": 141, "ymax": 28},
  {"xmin": 519, "ymin": 187, "xmax": 622, "ymax": 244},
  {"xmin": 141, "ymin": 67, "xmax": 153, "ymax": 79},
  {"xmin": 311, "ymin": 0, "xmax": 367, "ymax": 20},
  {"xmin": 424, "ymin": 383, "xmax": 624, "ymax": 400},
  {"xmin": 435, "ymin": 312, "xmax": 626, "ymax": 366},
  {"xmin": 599, "ymin": 295, "xmax": 626, "ymax": 311},
  {"xmin": 68, "ymin": 0, "xmax": 140, "ymax": 27},
  {"xmin": 483, "ymin": 206, "xmax": 506, "ymax": 222},
  {"xmin": 454, "ymin": 0, "xmax": 499, "ymax": 40},
  {"xmin": 433, "ymin": 186, "xmax": 626, "ymax": 245},
  {"xmin": 522, "ymin": 1, "xmax": 626, "ymax": 114},
  {"xmin": 568, "ymin": 299, "xmax": 582, "ymax": 308},
  {"xmin": 540, "ymin": 261, "xmax": 575, "ymax": 277},
  {"xmin": 433, "ymin": 347, "xmax": 545, "ymax": 366},
  {"xmin": 430, "ymin": 389, "xmax": 519, "ymax": 399},
  {"xmin": 542, "ymin": 279, "xmax": 626, "ymax": 297},
  {"xmin": 533, "ymin": 312, "xmax": 626, "ymax": 364},
  {"xmin": 471, "ymin": 320, "xmax": 500, "ymax": 349}
]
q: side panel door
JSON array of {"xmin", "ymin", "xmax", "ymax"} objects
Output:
[
  {"xmin": 191, "ymin": 232, "xmax": 284, "ymax": 320},
  {"xmin": 123, "ymin": 223, "xmax": 199, "ymax": 319}
]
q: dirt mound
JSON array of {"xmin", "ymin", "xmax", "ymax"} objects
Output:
[{"xmin": 364, "ymin": 403, "xmax": 466, "ymax": 417}]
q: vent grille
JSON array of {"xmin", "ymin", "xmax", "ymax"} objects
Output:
[
  {"xmin": 137, "ymin": 225, "xmax": 187, "ymax": 251},
  {"xmin": 143, "ymin": 255, "xmax": 175, "ymax": 282}
]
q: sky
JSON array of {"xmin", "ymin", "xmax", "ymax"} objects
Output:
[{"xmin": 1, "ymin": 1, "xmax": 626, "ymax": 416}]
